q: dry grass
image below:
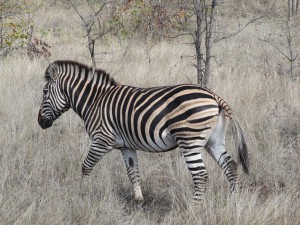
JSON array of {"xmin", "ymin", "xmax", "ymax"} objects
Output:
[{"xmin": 0, "ymin": 1, "xmax": 299, "ymax": 225}]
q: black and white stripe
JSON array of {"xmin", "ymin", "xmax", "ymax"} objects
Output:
[{"xmin": 38, "ymin": 60, "xmax": 249, "ymax": 202}]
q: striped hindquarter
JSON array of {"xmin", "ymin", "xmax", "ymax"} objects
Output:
[{"xmin": 38, "ymin": 61, "xmax": 249, "ymax": 203}]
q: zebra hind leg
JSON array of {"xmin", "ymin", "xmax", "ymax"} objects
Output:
[
  {"xmin": 206, "ymin": 144, "xmax": 238, "ymax": 193},
  {"xmin": 175, "ymin": 127, "xmax": 215, "ymax": 203},
  {"xmin": 121, "ymin": 149, "xmax": 144, "ymax": 202},
  {"xmin": 205, "ymin": 110, "xmax": 238, "ymax": 193},
  {"xmin": 181, "ymin": 148, "xmax": 209, "ymax": 203}
]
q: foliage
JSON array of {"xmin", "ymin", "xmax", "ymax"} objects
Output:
[
  {"xmin": 2, "ymin": 20, "xmax": 28, "ymax": 47},
  {"xmin": 106, "ymin": 1, "xmax": 181, "ymax": 42},
  {"xmin": 0, "ymin": 0, "xmax": 50, "ymax": 59},
  {"xmin": 27, "ymin": 38, "xmax": 51, "ymax": 60},
  {"xmin": 0, "ymin": 1, "xmax": 28, "ymax": 56}
]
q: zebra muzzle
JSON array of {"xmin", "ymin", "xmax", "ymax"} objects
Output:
[{"xmin": 38, "ymin": 110, "xmax": 53, "ymax": 129}]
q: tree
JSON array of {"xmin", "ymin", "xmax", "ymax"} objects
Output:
[
  {"xmin": 257, "ymin": 11, "xmax": 300, "ymax": 79},
  {"xmin": 173, "ymin": 0, "xmax": 270, "ymax": 87},
  {"xmin": 69, "ymin": 0, "xmax": 113, "ymax": 68},
  {"xmin": 168, "ymin": 0, "xmax": 217, "ymax": 87},
  {"xmin": 288, "ymin": 0, "xmax": 299, "ymax": 19},
  {"xmin": 0, "ymin": 0, "xmax": 50, "ymax": 59},
  {"xmin": 0, "ymin": 0, "xmax": 30, "ymax": 57}
]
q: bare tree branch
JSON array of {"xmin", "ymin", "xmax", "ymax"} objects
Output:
[
  {"xmin": 69, "ymin": 0, "xmax": 87, "ymax": 25},
  {"xmin": 256, "ymin": 36, "xmax": 291, "ymax": 61},
  {"xmin": 167, "ymin": 32, "xmax": 192, "ymax": 39},
  {"xmin": 69, "ymin": 0, "xmax": 112, "ymax": 68},
  {"xmin": 214, "ymin": 13, "xmax": 272, "ymax": 44}
]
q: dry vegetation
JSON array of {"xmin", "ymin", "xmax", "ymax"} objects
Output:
[{"xmin": 0, "ymin": 1, "xmax": 299, "ymax": 225}]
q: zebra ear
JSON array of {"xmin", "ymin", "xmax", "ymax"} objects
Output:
[{"xmin": 44, "ymin": 62, "xmax": 57, "ymax": 82}]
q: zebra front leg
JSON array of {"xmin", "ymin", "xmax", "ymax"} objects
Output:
[
  {"xmin": 82, "ymin": 140, "xmax": 112, "ymax": 177},
  {"xmin": 182, "ymin": 150, "xmax": 208, "ymax": 203},
  {"xmin": 80, "ymin": 139, "xmax": 112, "ymax": 196},
  {"xmin": 121, "ymin": 148, "xmax": 144, "ymax": 202}
]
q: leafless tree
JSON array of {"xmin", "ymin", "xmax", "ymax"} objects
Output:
[
  {"xmin": 172, "ymin": 0, "xmax": 217, "ymax": 87},
  {"xmin": 257, "ymin": 13, "xmax": 300, "ymax": 79},
  {"xmin": 69, "ymin": 0, "xmax": 112, "ymax": 68},
  {"xmin": 173, "ymin": 0, "xmax": 271, "ymax": 87},
  {"xmin": 288, "ymin": 0, "xmax": 299, "ymax": 19}
]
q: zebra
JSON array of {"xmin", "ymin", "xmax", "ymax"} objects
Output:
[{"xmin": 38, "ymin": 60, "xmax": 249, "ymax": 203}]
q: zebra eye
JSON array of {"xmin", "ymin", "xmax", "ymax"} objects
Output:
[{"xmin": 43, "ymin": 89, "xmax": 48, "ymax": 95}]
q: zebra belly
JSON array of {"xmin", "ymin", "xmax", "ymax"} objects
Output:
[{"xmin": 115, "ymin": 130, "xmax": 178, "ymax": 152}]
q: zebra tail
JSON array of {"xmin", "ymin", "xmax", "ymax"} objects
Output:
[
  {"xmin": 214, "ymin": 95, "xmax": 250, "ymax": 174},
  {"xmin": 230, "ymin": 117, "xmax": 250, "ymax": 174}
]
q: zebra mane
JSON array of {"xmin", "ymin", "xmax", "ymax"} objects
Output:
[{"xmin": 44, "ymin": 60, "xmax": 117, "ymax": 85}]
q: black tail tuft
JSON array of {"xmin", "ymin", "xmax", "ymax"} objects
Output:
[{"xmin": 231, "ymin": 118, "xmax": 250, "ymax": 174}]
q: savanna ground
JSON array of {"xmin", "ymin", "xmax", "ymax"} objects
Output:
[{"xmin": 0, "ymin": 1, "xmax": 300, "ymax": 224}]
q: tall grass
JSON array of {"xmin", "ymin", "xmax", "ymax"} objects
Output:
[{"xmin": 0, "ymin": 2, "xmax": 299, "ymax": 225}]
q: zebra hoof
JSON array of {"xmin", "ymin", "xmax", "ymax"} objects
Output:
[
  {"xmin": 133, "ymin": 186, "xmax": 144, "ymax": 202},
  {"xmin": 134, "ymin": 195, "xmax": 144, "ymax": 202},
  {"xmin": 192, "ymin": 195, "xmax": 204, "ymax": 206},
  {"xmin": 134, "ymin": 198, "xmax": 144, "ymax": 203}
]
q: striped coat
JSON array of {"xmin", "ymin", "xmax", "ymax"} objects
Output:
[{"xmin": 38, "ymin": 60, "xmax": 249, "ymax": 202}]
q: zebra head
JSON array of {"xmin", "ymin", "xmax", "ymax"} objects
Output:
[{"xmin": 38, "ymin": 62, "xmax": 70, "ymax": 129}]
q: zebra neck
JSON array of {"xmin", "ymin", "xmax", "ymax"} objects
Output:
[{"xmin": 66, "ymin": 72, "xmax": 114, "ymax": 120}]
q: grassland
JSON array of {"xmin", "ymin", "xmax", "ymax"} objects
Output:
[{"xmin": 0, "ymin": 1, "xmax": 299, "ymax": 225}]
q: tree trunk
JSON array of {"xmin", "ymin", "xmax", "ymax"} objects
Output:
[
  {"xmin": 88, "ymin": 37, "xmax": 96, "ymax": 68},
  {"xmin": 194, "ymin": 0, "xmax": 218, "ymax": 87},
  {"xmin": 0, "ymin": 16, "xmax": 3, "ymax": 50},
  {"xmin": 292, "ymin": 0, "xmax": 295, "ymax": 15},
  {"xmin": 289, "ymin": 0, "xmax": 292, "ymax": 19},
  {"xmin": 204, "ymin": 0, "xmax": 217, "ymax": 87},
  {"xmin": 194, "ymin": 0, "xmax": 204, "ymax": 86},
  {"xmin": 288, "ymin": 0, "xmax": 298, "ymax": 18}
]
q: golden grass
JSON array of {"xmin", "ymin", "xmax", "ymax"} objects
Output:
[{"xmin": 0, "ymin": 2, "xmax": 299, "ymax": 225}]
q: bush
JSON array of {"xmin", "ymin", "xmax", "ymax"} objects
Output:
[{"xmin": 0, "ymin": 0, "xmax": 50, "ymax": 59}]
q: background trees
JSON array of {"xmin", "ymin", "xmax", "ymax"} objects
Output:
[
  {"xmin": 0, "ymin": 0, "xmax": 50, "ymax": 59},
  {"xmin": 0, "ymin": 1, "xmax": 299, "ymax": 224},
  {"xmin": 2, "ymin": 0, "xmax": 298, "ymax": 84},
  {"xmin": 65, "ymin": 0, "xmax": 285, "ymax": 87}
]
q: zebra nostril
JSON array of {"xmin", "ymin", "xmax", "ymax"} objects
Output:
[
  {"xmin": 43, "ymin": 119, "xmax": 53, "ymax": 129},
  {"xmin": 40, "ymin": 118, "xmax": 52, "ymax": 129},
  {"xmin": 38, "ymin": 111, "xmax": 53, "ymax": 129}
]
